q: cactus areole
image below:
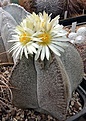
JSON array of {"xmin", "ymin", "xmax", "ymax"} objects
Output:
[{"xmin": 0, "ymin": 4, "xmax": 84, "ymax": 121}]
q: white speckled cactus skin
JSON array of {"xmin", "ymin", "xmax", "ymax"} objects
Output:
[
  {"xmin": 0, "ymin": 0, "xmax": 10, "ymax": 7},
  {"xmin": 3, "ymin": 3, "xmax": 30, "ymax": 24},
  {"xmin": 68, "ymin": 27, "xmax": 86, "ymax": 44},
  {"xmin": 35, "ymin": 0, "xmax": 66, "ymax": 18},
  {"xmin": 0, "ymin": 4, "xmax": 29, "ymax": 63},
  {"xmin": 0, "ymin": 4, "xmax": 84, "ymax": 121},
  {"xmin": 0, "ymin": 7, "xmax": 17, "ymax": 62}
]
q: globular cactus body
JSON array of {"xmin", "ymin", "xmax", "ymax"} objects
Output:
[
  {"xmin": 10, "ymin": 56, "xmax": 39, "ymax": 109},
  {"xmin": 59, "ymin": 42, "xmax": 84, "ymax": 92},
  {"xmin": 0, "ymin": 36, "xmax": 8, "ymax": 62},
  {"xmin": 34, "ymin": 42, "xmax": 83, "ymax": 120},
  {"xmin": 0, "ymin": 4, "xmax": 84, "ymax": 121},
  {"xmin": 35, "ymin": 55, "xmax": 71, "ymax": 120},
  {"xmin": 0, "ymin": 7, "xmax": 17, "ymax": 62},
  {"xmin": 0, "ymin": 4, "xmax": 29, "ymax": 63},
  {"xmin": 35, "ymin": 0, "xmax": 66, "ymax": 18},
  {"xmin": 3, "ymin": 3, "xmax": 29, "ymax": 24}
]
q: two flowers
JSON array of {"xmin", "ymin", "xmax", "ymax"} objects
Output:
[{"xmin": 9, "ymin": 11, "xmax": 68, "ymax": 61}]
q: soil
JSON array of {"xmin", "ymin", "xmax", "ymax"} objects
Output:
[{"xmin": 0, "ymin": 65, "xmax": 83, "ymax": 121}]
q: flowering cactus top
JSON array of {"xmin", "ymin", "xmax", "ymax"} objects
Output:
[{"xmin": 9, "ymin": 11, "xmax": 68, "ymax": 61}]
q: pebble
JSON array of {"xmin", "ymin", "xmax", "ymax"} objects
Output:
[
  {"xmin": 75, "ymin": 35, "xmax": 85, "ymax": 43},
  {"xmin": 77, "ymin": 27, "xmax": 86, "ymax": 36},
  {"xmin": 68, "ymin": 32, "xmax": 77, "ymax": 40},
  {"xmin": 71, "ymin": 101, "xmax": 74, "ymax": 106}
]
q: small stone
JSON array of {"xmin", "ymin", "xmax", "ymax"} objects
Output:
[
  {"xmin": 13, "ymin": 118, "xmax": 17, "ymax": 121},
  {"xmin": 77, "ymin": 101, "xmax": 82, "ymax": 107},
  {"xmin": 48, "ymin": 115, "xmax": 53, "ymax": 120},
  {"xmin": 68, "ymin": 32, "xmax": 77, "ymax": 40},
  {"xmin": 10, "ymin": 56, "xmax": 39, "ymax": 109},
  {"xmin": 77, "ymin": 27, "xmax": 86, "ymax": 36},
  {"xmin": 74, "ymin": 101, "xmax": 80, "ymax": 111},
  {"xmin": 37, "ymin": 115, "xmax": 41, "ymax": 120},
  {"xmin": 72, "ymin": 112, "xmax": 76, "ymax": 115},
  {"xmin": 11, "ymin": 109, "xmax": 16, "ymax": 117},
  {"xmin": 4, "ymin": 70, "xmax": 9, "ymax": 75},
  {"xmin": 75, "ymin": 35, "xmax": 85, "ymax": 43},
  {"xmin": 2, "ymin": 117, "xmax": 5, "ymax": 121},
  {"xmin": 25, "ymin": 119, "xmax": 28, "ymax": 121},
  {"xmin": 70, "ymin": 39, "xmax": 75, "ymax": 44},
  {"xmin": 71, "ymin": 101, "xmax": 74, "ymax": 106},
  {"xmin": 79, "ymin": 107, "xmax": 82, "ymax": 111}
]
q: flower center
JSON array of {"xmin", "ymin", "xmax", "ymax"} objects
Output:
[
  {"xmin": 19, "ymin": 32, "xmax": 31, "ymax": 45},
  {"xmin": 39, "ymin": 32, "xmax": 51, "ymax": 45}
]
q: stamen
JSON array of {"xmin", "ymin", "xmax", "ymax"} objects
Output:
[
  {"xmin": 19, "ymin": 32, "xmax": 31, "ymax": 45},
  {"xmin": 39, "ymin": 32, "xmax": 51, "ymax": 45}
]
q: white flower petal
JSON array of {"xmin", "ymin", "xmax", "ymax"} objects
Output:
[
  {"xmin": 53, "ymin": 25, "xmax": 63, "ymax": 31},
  {"xmin": 12, "ymin": 34, "xmax": 19, "ymax": 38},
  {"xmin": 52, "ymin": 36, "xmax": 68, "ymax": 41},
  {"xmin": 51, "ymin": 15, "xmax": 60, "ymax": 27},
  {"xmin": 15, "ymin": 29, "xmax": 21, "ymax": 35},
  {"xmin": 13, "ymin": 46, "xmax": 23, "ymax": 60},
  {"xmin": 35, "ymin": 46, "xmax": 42, "ymax": 60},
  {"xmin": 56, "ymin": 37, "xmax": 69, "ymax": 41},
  {"xmin": 25, "ymin": 28, "xmax": 34, "ymax": 35},
  {"xmin": 52, "ymin": 41, "xmax": 68, "ymax": 47},
  {"xmin": 8, "ymin": 39, "xmax": 19, "ymax": 42},
  {"xmin": 27, "ymin": 46, "xmax": 33, "ymax": 54},
  {"xmin": 20, "ymin": 47, "xmax": 24, "ymax": 59},
  {"xmin": 12, "ymin": 46, "xmax": 22, "ymax": 57},
  {"xmin": 9, "ymin": 42, "xmax": 21, "ymax": 52},
  {"xmin": 32, "ymin": 37, "xmax": 42, "ymax": 42},
  {"xmin": 32, "ymin": 43, "xmax": 39, "ymax": 48},
  {"xmin": 16, "ymin": 26, "xmax": 24, "ymax": 33},
  {"xmin": 21, "ymin": 19, "xmax": 27, "ymax": 27},
  {"xmin": 32, "ymin": 31, "xmax": 42, "ymax": 36},
  {"xmin": 29, "ymin": 45, "xmax": 37, "ymax": 54},
  {"xmin": 45, "ymin": 46, "xmax": 50, "ymax": 60},
  {"xmin": 24, "ymin": 47, "xmax": 28, "ymax": 59},
  {"xmin": 41, "ymin": 46, "xmax": 46, "ymax": 61},
  {"xmin": 48, "ymin": 45, "xmax": 61, "ymax": 56},
  {"xmin": 51, "ymin": 43, "xmax": 64, "ymax": 52},
  {"xmin": 53, "ymin": 32, "xmax": 67, "ymax": 37}
]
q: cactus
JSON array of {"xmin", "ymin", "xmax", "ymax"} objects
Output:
[
  {"xmin": 0, "ymin": 4, "xmax": 29, "ymax": 62},
  {"xmin": 75, "ymin": 43, "xmax": 86, "ymax": 74},
  {"xmin": 35, "ymin": 54, "xmax": 71, "ymax": 120},
  {"xmin": 0, "ymin": 0, "xmax": 10, "ymax": 7},
  {"xmin": 18, "ymin": 0, "xmax": 36, "ymax": 13},
  {"xmin": 34, "ymin": 42, "xmax": 83, "ymax": 120},
  {"xmin": 35, "ymin": 0, "xmax": 66, "ymax": 18},
  {"xmin": 10, "ymin": 55, "xmax": 39, "ymax": 109},
  {"xmin": 0, "ymin": 4, "xmax": 84, "ymax": 121},
  {"xmin": 0, "ymin": 7, "xmax": 17, "ymax": 62},
  {"xmin": 12, "ymin": 0, "xmax": 66, "ymax": 18},
  {"xmin": 59, "ymin": 42, "xmax": 84, "ymax": 91},
  {"xmin": 0, "ymin": 36, "xmax": 8, "ymax": 62},
  {"xmin": 3, "ymin": 3, "xmax": 29, "ymax": 24}
]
